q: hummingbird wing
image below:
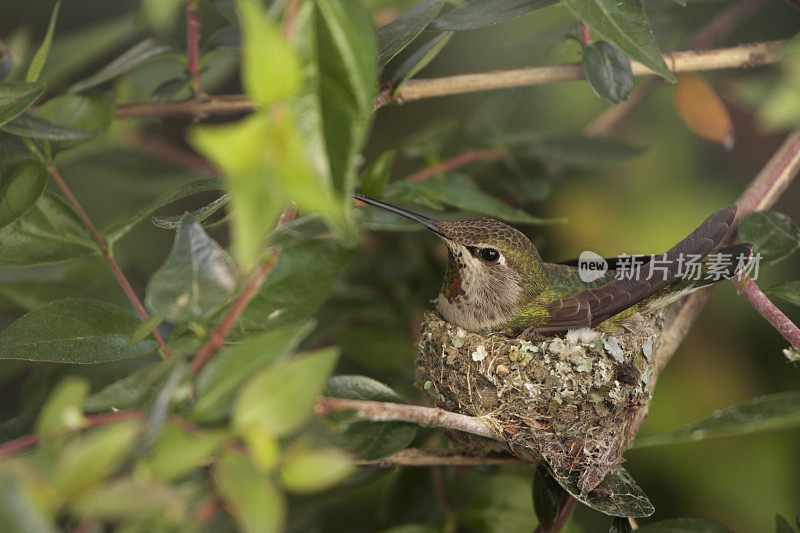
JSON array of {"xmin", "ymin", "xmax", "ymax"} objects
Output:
[{"xmin": 532, "ymin": 205, "xmax": 737, "ymax": 334}]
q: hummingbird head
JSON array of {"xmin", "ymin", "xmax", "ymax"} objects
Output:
[{"xmin": 355, "ymin": 195, "xmax": 546, "ymax": 333}]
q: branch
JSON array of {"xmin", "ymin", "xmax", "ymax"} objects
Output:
[
  {"xmin": 190, "ymin": 205, "xmax": 297, "ymax": 375},
  {"xmin": 127, "ymin": 132, "xmax": 218, "ymax": 174},
  {"xmin": 734, "ymin": 277, "xmax": 800, "ymax": 350},
  {"xmin": 185, "ymin": 0, "xmax": 202, "ymax": 97},
  {"xmin": 45, "ymin": 161, "xmax": 171, "ymax": 359},
  {"xmin": 113, "ymin": 42, "xmax": 784, "ymax": 120},
  {"xmin": 314, "ymin": 397, "xmax": 502, "ymax": 440},
  {"xmin": 404, "ymin": 149, "xmax": 507, "ymax": 182},
  {"xmin": 357, "ymin": 448, "xmax": 524, "ymax": 467}
]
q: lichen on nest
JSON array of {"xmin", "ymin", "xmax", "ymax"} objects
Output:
[{"xmin": 415, "ymin": 310, "xmax": 665, "ymax": 493}]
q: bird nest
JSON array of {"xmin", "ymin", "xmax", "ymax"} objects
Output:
[{"xmin": 415, "ymin": 310, "xmax": 665, "ymax": 493}]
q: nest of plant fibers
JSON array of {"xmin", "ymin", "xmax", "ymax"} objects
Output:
[{"xmin": 415, "ymin": 310, "xmax": 665, "ymax": 493}]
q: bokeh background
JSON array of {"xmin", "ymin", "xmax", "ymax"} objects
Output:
[{"xmin": 2, "ymin": 1, "xmax": 799, "ymax": 531}]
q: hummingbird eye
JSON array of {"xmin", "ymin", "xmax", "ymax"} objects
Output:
[{"xmin": 480, "ymin": 248, "xmax": 500, "ymax": 263}]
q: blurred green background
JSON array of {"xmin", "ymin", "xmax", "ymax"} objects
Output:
[{"xmin": 2, "ymin": 0, "xmax": 799, "ymax": 531}]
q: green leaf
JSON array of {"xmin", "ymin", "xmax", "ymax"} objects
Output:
[
  {"xmin": 25, "ymin": 1, "xmax": 60, "ymax": 82},
  {"xmin": 0, "ymin": 299, "xmax": 159, "ymax": 363},
  {"xmin": 145, "ymin": 217, "xmax": 237, "ymax": 325},
  {"xmin": 0, "ymin": 160, "xmax": 48, "ymax": 230},
  {"xmin": 279, "ymin": 448, "xmax": 355, "ymax": 494},
  {"xmin": 141, "ymin": 0, "xmax": 184, "ymax": 33},
  {"xmin": 53, "ymin": 420, "xmax": 140, "ymax": 499},
  {"xmin": 36, "ymin": 376, "xmax": 89, "ymax": 436},
  {"xmin": 68, "ymin": 38, "xmax": 173, "ymax": 93},
  {"xmin": 520, "ymin": 135, "xmax": 646, "ymax": 167},
  {"xmin": 376, "ymin": 0, "xmax": 444, "ymax": 67},
  {"xmin": 431, "ymin": 0, "xmax": 558, "ymax": 30},
  {"xmin": 630, "ymin": 391, "xmax": 800, "ymax": 449},
  {"xmin": 390, "ymin": 31, "xmax": 453, "ymax": 91},
  {"xmin": 388, "ymin": 174, "xmax": 562, "ymax": 225},
  {"xmin": 233, "ymin": 347, "xmax": 339, "ymax": 437},
  {"xmin": 73, "ymin": 478, "xmax": 185, "ymax": 521},
  {"xmin": 104, "ymin": 178, "xmax": 225, "ymax": 244},
  {"xmin": 141, "ymin": 423, "xmax": 225, "ymax": 482},
  {"xmin": 225, "ymin": 239, "xmax": 355, "ymax": 340},
  {"xmin": 323, "ymin": 375, "xmax": 417, "ymax": 459},
  {"xmin": 765, "ymin": 281, "xmax": 800, "ymax": 308},
  {"xmin": 0, "ymin": 471, "xmax": 58, "ymax": 533},
  {"xmin": 84, "ymin": 362, "xmax": 171, "ymax": 412},
  {"xmin": 127, "ymin": 313, "xmax": 165, "ymax": 348},
  {"xmin": 151, "ymin": 194, "xmax": 229, "ymax": 229},
  {"xmin": 294, "ymin": 0, "xmax": 376, "ymax": 197},
  {"xmin": 0, "ymin": 81, "xmax": 46, "ymax": 127},
  {"xmin": 360, "ymin": 150, "xmax": 397, "ymax": 198},
  {"xmin": 0, "ymin": 191, "xmax": 97, "ymax": 266},
  {"xmin": 561, "ymin": 0, "xmax": 674, "ymax": 82},
  {"xmin": 192, "ymin": 322, "xmax": 315, "ymax": 423},
  {"xmin": 1, "ymin": 113, "xmax": 96, "ymax": 141},
  {"xmin": 34, "ymin": 94, "xmax": 115, "ymax": 152},
  {"xmin": 547, "ymin": 464, "xmax": 654, "ymax": 517},
  {"xmin": 637, "ymin": 518, "xmax": 733, "ymax": 532},
  {"xmin": 775, "ymin": 515, "xmax": 796, "ymax": 533},
  {"xmin": 236, "ymin": 0, "xmax": 300, "ymax": 105},
  {"xmin": 583, "ymin": 41, "xmax": 633, "ymax": 104},
  {"xmin": 739, "ymin": 211, "xmax": 800, "ymax": 265},
  {"xmin": 532, "ymin": 466, "xmax": 563, "ymax": 530},
  {"xmin": 215, "ymin": 452, "xmax": 286, "ymax": 533}
]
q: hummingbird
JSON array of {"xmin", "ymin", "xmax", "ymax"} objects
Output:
[{"xmin": 355, "ymin": 195, "xmax": 752, "ymax": 339}]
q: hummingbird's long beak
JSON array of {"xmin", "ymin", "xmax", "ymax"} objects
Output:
[{"xmin": 353, "ymin": 195, "xmax": 449, "ymax": 239}]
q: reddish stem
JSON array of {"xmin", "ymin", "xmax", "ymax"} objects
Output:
[
  {"xmin": 128, "ymin": 132, "xmax": 218, "ymax": 175},
  {"xmin": 190, "ymin": 206, "xmax": 297, "ymax": 375},
  {"xmin": 283, "ymin": 0, "xmax": 301, "ymax": 39},
  {"xmin": 404, "ymin": 149, "xmax": 507, "ymax": 183},
  {"xmin": 46, "ymin": 162, "xmax": 171, "ymax": 359},
  {"xmin": 734, "ymin": 277, "xmax": 800, "ymax": 351},
  {"xmin": 186, "ymin": 0, "xmax": 202, "ymax": 97},
  {"xmin": 580, "ymin": 22, "xmax": 591, "ymax": 46}
]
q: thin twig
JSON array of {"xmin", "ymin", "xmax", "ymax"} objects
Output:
[
  {"xmin": 404, "ymin": 149, "xmax": 507, "ymax": 182},
  {"xmin": 315, "ymin": 397, "xmax": 501, "ymax": 440},
  {"xmin": 127, "ymin": 132, "xmax": 218, "ymax": 174},
  {"xmin": 734, "ymin": 277, "xmax": 800, "ymax": 350},
  {"xmin": 357, "ymin": 448, "xmax": 524, "ymax": 467},
  {"xmin": 186, "ymin": 0, "xmax": 202, "ymax": 97},
  {"xmin": 190, "ymin": 205, "xmax": 297, "ymax": 375},
  {"xmin": 45, "ymin": 161, "xmax": 171, "ymax": 359},
  {"xmin": 0, "ymin": 409, "xmax": 142, "ymax": 458},
  {"xmin": 113, "ymin": 41, "xmax": 784, "ymax": 120},
  {"xmin": 583, "ymin": 0, "xmax": 766, "ymax": 137}
]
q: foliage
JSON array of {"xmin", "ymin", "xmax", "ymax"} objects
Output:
[{"xmin": 0, "ymin": 0, "xmax": 798, "ymax": 532}]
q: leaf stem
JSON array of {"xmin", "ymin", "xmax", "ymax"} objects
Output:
[
  {"xmin": 44, "ymin": 161, "xmax": 172, "ymax": 360},
  {"xmin": 579, "ymin": 22, "xmax": 590, "ymax": 46},
  {"xmin": 734, "ymin": 277, "xmax": 800, "ymax": 351},
  {"xmin": 404, "ymin": 149, "xmax": 507, "ymax": 182},
  {"xmin": 186, "ymin": 0, "xmax": 202, "ymax": 97},
  {"xmin": 190, "ymin": 205, "xmax": 297, "ymax": 375}
]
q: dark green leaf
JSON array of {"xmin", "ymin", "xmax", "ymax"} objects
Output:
[
  {"xmin": 637, "ymin": 518, "xmax": 733, "ymax": 532},
  {"xmin": 25, "ymin": 1, "xmax": 60, "ymax": 82},
  {"xmin": 36, "ymin": 376, "xmax": 89, "ymax": 436},
  {"xmin": 376, "ymin": 0, "xmax": 444, "ymax": 67},
  {"xmin": 34, "ymin": 94, "xmax": 115, "ymax": 152},
  {"xmin": 390, "ymin": 31, "xmax": 453, "ymax": 90},
  {"xmin": 1, "ymin": 113, "xmax": 95, "ymax": 141},
  {"xmin": 0, "ymin": 160, "xmax": 48, "ymax": 229},
  {"xmin": 145, "ymin": 217, "xmax": 237, "ymax": 324},
  {"xmin": 68, "ymin": 39, "xmax": 173, "ymax": 93},
  {"xmin": 0, "ymin": 81, "xmax": 46, "ymax": 127},
  {"xmin": 127, "ymin": 313, "xmax": 164, "ymax": 348},
  {"xmin": 775, "ymin": 515, "xmax": 795, "ymax": 533},
  {"xmin": 207, "ymin": 26, "xmax": 240, "ymax": 51},
  {"xmin": 215, "ymin": 453, "xmax": 285, "ymax": 533},
  {"xmin": 84, "ymin": 362, "xmax": 171, "ymax": 412},
  {"xmin": 360, "ymin": 150, "xmax": 397, "ymax": 198},
  {"xmin": 104, "ymin": 178, "xmax": 225, "ymax": 244},
  {"xmin": 323, "ymin": 375, "xmax": 417, "ymax": 459},
  {"xmin": 233, "ymin": 347, "xmax": 339, "ymax": 437},
  {"xmin": 430, "ymin": 0, "xmax": 558, "ymax": 30},
  {"xmin": 400, "ymin": 117, "xmax": 459, "ymax": 159},
  {"xmin": 583, "ymin": 41, "xmax": 633, "ymax": 103},
  {"xmin": 547, "ymin": 464, "xmax": 654, "ymax": 517},
  {"xmin": 610, "ymin": 516, "xmax": 634, "ymax": 533},
  {"xmin": 459, "ymin": 474, "xmax": 538, "ymax": 533},
  {"xmin": 520, "ymin": 135, "xmax": 646, "ymax": 167},
  {"xmin": 0, "ymin": 191, "xmax": 97, "ymax": 266},
  {"xmin": 388, "ymin": 174, "xmax": 562, "ymax": 224},
  {"xmin": 739, "ymin": 211, "xmax": 800, "ymax": 265},
  {"xmin": 561, "ymin": 0, "xmax": 675, "ymax": 82},
  {"xmin": 0, "ymin": 299, "xmax": 158, "ymax": 363},
  {"xmin": 226, "ymin": 239, "xmax": 355, "ymax": 340},
  {"xmin": 193, "ymin": 322, "xmax": 315, "ymax": 423},
  {"xmin": 210, "ymin": 0, "xmax": 238, "ymax": 26},
  {"xmin": 150, "ymin": 195, "xmax": 229, "ymax": 229},
  {"xmin": 532, "ymin": 466, "xmax": 563, "ymax": 529},
  {"xmin": 630, "ymin": 391, "xmax": 800, "ymax": 449},
  {"xmin": 765, "ymin": 281, "xmax": 800, "ymax": 308}
]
